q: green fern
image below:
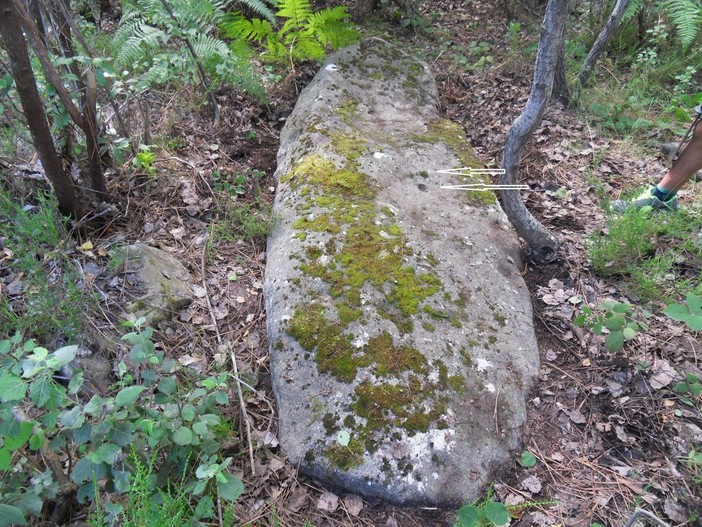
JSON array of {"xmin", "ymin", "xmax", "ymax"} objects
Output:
[
  {"xmin": 622, "ymin": 0, "xmax": 646, "ymax": 21},
  {"xmin": 659, "ymin": 0, "xmax": 702, "ymax": 48},
  {"xmin": 111, "ymin": 0, "xmax": 263, "ymax": 98},
  {"xmin": 221, "ymin": 0, "xmax": 359, "ymax": 65},
  {"xmin": 235, "ymin": 0, "xmax": 276, "ymax": 23}
]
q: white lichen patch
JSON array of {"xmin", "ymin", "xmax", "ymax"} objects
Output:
[{"xmin": 475, "ymin": 358, "xmax": 493, "ymax": 372}]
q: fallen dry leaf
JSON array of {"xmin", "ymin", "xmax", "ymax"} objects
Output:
[
  {"xmin": 316, "ymin": 491, "xmax": 339, "ymax": 512},
  {"xmin": 343, "ymin": 494, "xmax": 363, "ymax": 517}
]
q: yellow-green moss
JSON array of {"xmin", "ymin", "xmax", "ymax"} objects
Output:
[
  {"xmin": 337, "ymin": 97, "xmax": 359, "ymax": 127},
  {"xmin": 288, "ymin": 303, "xmax": 369, "ymax": 382},
  {"xmin": 325, "ymin": 437, "xmax": 364, "ymax": 470},
  {"xmin": 330, "ymin": 131, "xmax": 368, "ymax": 163},
  {"xmin": 412, "ymin": 119, "xmax": 497, "ymax": 206},
  {"xmin": 366, "ymin": 332, "xmax": 428, "ymax": 377}
]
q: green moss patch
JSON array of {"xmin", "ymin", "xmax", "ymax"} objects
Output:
[{"xmin": 412, "ymin": 119, "xmax": 496, "ymax": 206}]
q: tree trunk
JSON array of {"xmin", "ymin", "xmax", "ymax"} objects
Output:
[
  {"xmin": 0, "ymin": 0, "xmax": 82, "ymax": 217},
  {"xmin": 499, "ymin": 0, "xmax": 572, "ymax": 258},
  {"xmin": 552, "ymin": 43, "xmax": 569, "ymax": 104},
  {"xmin": 577, "ymin": 0, "xmax": 629, "ymax": 87}
]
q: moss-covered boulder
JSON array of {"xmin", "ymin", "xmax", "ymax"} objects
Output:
[{"xmin": 264, "ymin": 39, "xmax": 539, "ymax": 506}]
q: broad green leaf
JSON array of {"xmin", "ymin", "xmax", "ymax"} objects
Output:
[
  {"xmin": 84, "ymin": 395, "xmax": 104, "ymax": 416},
  {"xmin": 181, "ymin": 405, "xmax": 196, "ymax": 421},
  {"xmin": 686, "ymin": 292, "xmax": 702, "ymax": 316},
  {"xmin": 483, "ymin": 502, "xmax": 510, "ymax": 526},
  {"xmin": 0, "ymin": 448, "xmax": 11, "ymax": 470},
  {"xmin": 605, "ymin": 330, "xmax": 624, "ymax": 352},
  {"xmin": 29, "ymin": 430, "xmax": 45, "ymax": 450},
  {"xmin": 687, "ymin": 315, "xmax": 702, "ymax": 331},
  {"xmin": 456, "ymin": 504, "xmax": 481, "ymax": 527},
  {"xmin": 622, "ymin": 327, "xmax": 636, "ymax": 341},
  {"xmin": 30, "ymin": 377, "xmax": 53, "ymax": 408},
  {"xmin": 59, "ymin": 406, "xmax": 85, "ymax": 428},
  {"xmin": 4, "ymin": 421, "xmax": 33, "ymax": 450},
  {"xmin": 675, "ymin": 381, "xmax": 689, "ymax": 393},
  {"xmin": 217, "ymin": 472, "xmax": 244, "ymax": 502},
  {"xmin": 92, "ymin": 443, "xmax": 121, "ymax": 464},
  {"xmin": 115, "ymin": 386, "xmax": 147, "ymax": 407},
  {"xmin": 0, "ymin": 504, "xmax": 27, "ymax": 526},
  {"xmin": 68, "ymin": 372, "xmax": 84, "ymax": 395},
  {"xmin": 214, "ymin": 391, "xmax": 229, "ymax": 405},
  {"xmin": 663, "ymin": 303, "xmax": 690, "ymax": 321},
  {"xmin": 173, "ymin": 426, "xmax": 193, "ymax": 445},
  {"xmin": 604, "ymin": 314, "xmax": 626, "ymax": 331},
  {"xmin": 573, "ymin": 315, "xmax": 586, "ymax": 326},
  {"xmin": 690, "ymin": 383, "xmax": 702, "ymax": 397},
  {"xmin": 52, "ymin": 345, "xmax": 78, "ymax": 368},
  {"xmin": 519, "ymin": 450, "xmax": 536, "ymax": 468},
  {"xmin": 0, "ymin": 340, "xmax": 11, "ymax": 355},
  {"xmin": 612, "ymin": 303, "xmax": 631, "ymax": 314},
  {"xmin": 114, "ymin": 470, "xmax": 131, "ymax": 493},
  {"xmin": 71, "ymin": 457, "xmax": 106, "ymax": 484},
  {"xmin": 0, "ymin": 373, "xmax": 26, "ymax": 402},
  {"xmin": 192, "ymin": 421, "xmax": 208, "ymax": 437},
  {"xmin": 158, "ymin": 376, "xmax": 177, "ymax": 396}
]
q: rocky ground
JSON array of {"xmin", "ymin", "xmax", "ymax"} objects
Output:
[{"xmin": 5, "ymin": 0, "xmax": 702, "ymax": 525}]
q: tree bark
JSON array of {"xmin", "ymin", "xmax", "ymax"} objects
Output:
[
  {"xmin": 552, "ymin": 43, "xmax": 569, "ymax": 104},
  {"xmin": 577, "ymin": 0, "xmax": 629, "ymax": 87},
  {"xmin": 499, "ymin": 0, "xmax": 572, "ymax": 257},
  {"xmin": 13, "ymin": 0, "xmax": 108, "ymax": 198},
  {"xmin": 0, "ymin": 0, "xmax": 82, "ymax": 217}
]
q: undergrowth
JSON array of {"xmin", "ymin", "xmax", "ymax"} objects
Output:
[
  {"xmin": 0, "ymin": 189, "xmax": 92, "ymax": 343},
  {"xmin": 588, "ymin": 204, "xmax": 702, "ymax": 302}
]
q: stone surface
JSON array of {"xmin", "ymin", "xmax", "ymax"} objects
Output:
[
  {"xmin": 116, "ymin": 243, "xmax": 193, "ymax": 324},
  {"xmin": 264, "ymin": 39, "xmax": 539, "ymax": 506}
]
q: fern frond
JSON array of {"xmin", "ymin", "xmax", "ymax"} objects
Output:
[
  {"xmin": 659, "ymin": 0, "xmax": 702, "ymax": 48},
  {"xmin": 115, "ymin": 21, "xmax": 168, "ymax": 68},
  {"xmin": 622, "ymin": 0, "xmax": 645, "ymax": 21},
  {"xmin": 278, "ymin": 0, "xmax": 313, "ymax": 35},
  {"xmin": 235, "ymin": 0, "xmax": 276, "ymax": 23},
  {"xmin": 306, "ymin": 6, "xmax": 358, "ymax": 49},
  {"xmin": 222, "ymin": 14, "xmax": 275, "ymax": 42},
  {"xmin": 288, "ymin": 37, "xmax": 325, "ymax": 61}
]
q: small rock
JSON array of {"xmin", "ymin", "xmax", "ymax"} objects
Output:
[{"xmin": 316, "ymin": 491, "xmax": 338, "ymax": 512}]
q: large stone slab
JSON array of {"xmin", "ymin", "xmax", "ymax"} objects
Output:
[{"xmin": 264, "ymin": 39, "xmax": 539, "ymax": 506}]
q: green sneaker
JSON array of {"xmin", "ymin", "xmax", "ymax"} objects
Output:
[{"xmin": 611, "ymin": 187, "xmax": 678, "ymax": 213}]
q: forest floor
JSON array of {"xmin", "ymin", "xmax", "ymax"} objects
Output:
[{"xmin": 6, "ymin": 0, "xmax": 702, "ymax": 526}]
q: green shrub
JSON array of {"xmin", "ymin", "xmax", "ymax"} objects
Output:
[{"xmin": 0, "ymin": 321, "xmax": 243, "ymax": 525}]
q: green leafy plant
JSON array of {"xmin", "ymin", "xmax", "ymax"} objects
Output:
[
  {"xmin": 455, "ymin": 488, "xmax": 510, "ymax": 527},
  {"xmin": 222, "ymin": 0, "xmax": 360, "ymax": 65},
  {"xmin": 0, "ymin": 321, "xmax": 243, "ymax": 525},
  {"xmin": 574, "ymin": 301, "xmax": 648, "ymax": 352},
  {"xmin": 685, "ymin": 449, "xmax": 702, "ymax": 484},
  {"xmin": 519, "ymin": 450, "xmax": 537, "ymax": 468},
  {"xmin": 133, "ymin": 145, "xmax": 157, "ymax": 177},
  {"xmin": 0, "ymin": 190, "xmax": 91, "ymax": 342},
  {"xmin": 674, "ymin": 372, "xmax": 702, "ymax": 407},
  {"xmin": 380, "ymin": 0, "xmax": 431, "ymax": 32},
  {"xmin": 588, "ymin": 207, "xmax": 702, "ymax": 302},
  {"xmin": 111, "ymin": 0, "xmax": 263, "ymax": 97},
  {"xmin": 663, "ymin": 292, "xmax": 702, "ymax": 330}
]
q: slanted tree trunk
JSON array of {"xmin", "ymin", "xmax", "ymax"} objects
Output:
[
  {"xmin": 578, "ymin": 0, "xmax": 629, "ymax": 87},
  {"xmin": 500, "ymin": 0, "xmax": 572, "ymax": 258},
  {"xmin": 11, "ymin": 0, "xmax": 108, "ymax": 198},
  {"xmin": 0, "ymin": 0, "xmax": 82, "ymax": 217}
]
